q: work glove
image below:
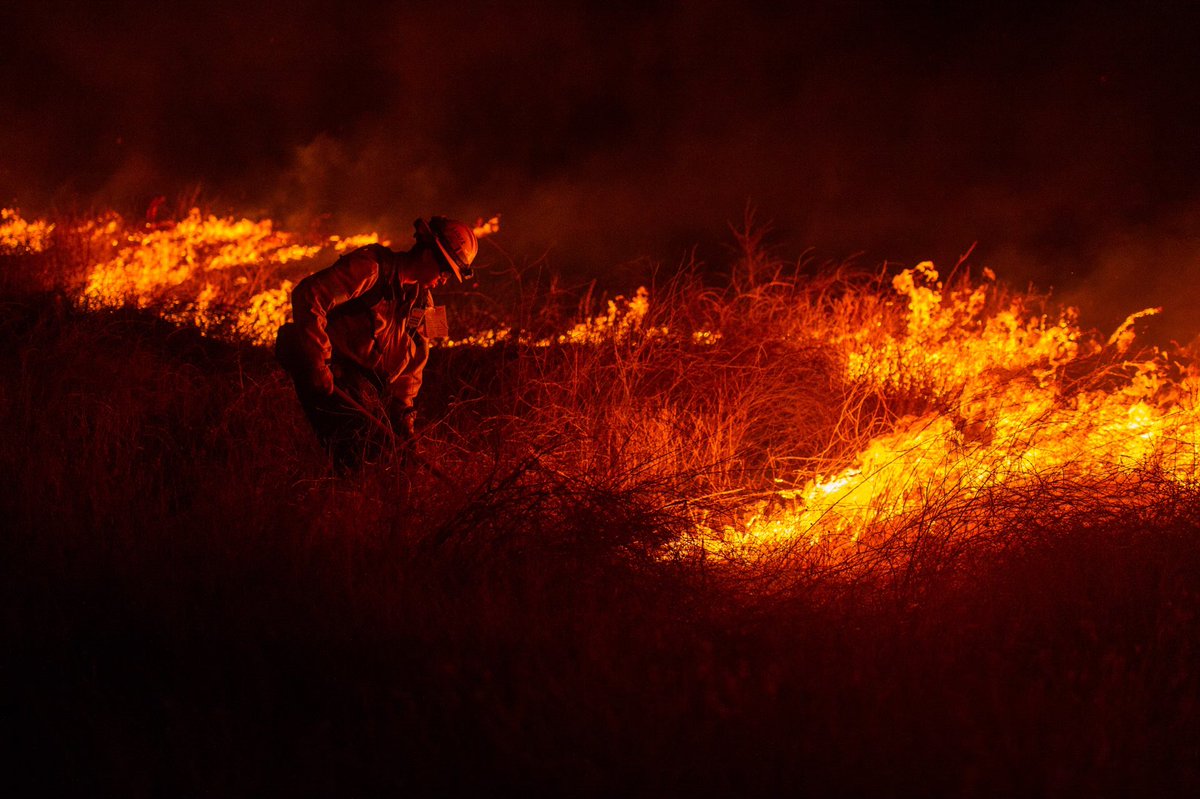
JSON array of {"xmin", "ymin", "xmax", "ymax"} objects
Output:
[
  {"xmin": 388, "ymin": 402, "xmax": 417, "ymax": 442},
  {"xmin": 397, "ymin": 408, "xmax": 417, "ymax": 440}
]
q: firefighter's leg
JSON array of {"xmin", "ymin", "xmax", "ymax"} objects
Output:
[
  {"xmin": 277, "ymin": 335, "xmax": 392, "ymax": 471},
  {"xmin": 315, "ymin": 366, "xmax": 395, "ymax": 472}
]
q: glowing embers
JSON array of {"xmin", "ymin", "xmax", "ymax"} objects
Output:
[
  {"xmin": 0, "ymin": 208, "xmax": 55, "ymax": 253},
  {"xmin": 556, "ymin": 287, "xmax": 661, "ymax": 345},
  {"xmin": 442, "ymin": 288, "xmax": 661, "ymax": 348},
  {"xmin": 473, "ymin": 216, "xmax": 501, "ymax": 238},
  {"xmin": 330, "ymin": 233, "xmax": 387, "ymax": 253}
]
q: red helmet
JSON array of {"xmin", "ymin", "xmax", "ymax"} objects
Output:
[{"xmin": 415, "ymin": 216, "xmax": 477, "ymax": 281}]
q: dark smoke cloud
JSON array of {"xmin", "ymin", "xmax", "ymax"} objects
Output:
[{"xmin": 2, "ymin": 1, "xmax": 1198, "ymax": 335}]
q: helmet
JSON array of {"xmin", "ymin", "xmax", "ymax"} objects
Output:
[{"xmin": 414, "ymin": 216, "xmax": 477, "ymax": 281}]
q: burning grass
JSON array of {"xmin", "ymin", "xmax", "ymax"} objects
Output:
[{"xmin": 1, "ymin": 206, "xmax": 1198, "ymax": 795}]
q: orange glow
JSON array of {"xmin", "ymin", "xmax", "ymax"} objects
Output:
[
  {"xmin": 1, "ymin": 208, "xmax": 55, "ymax": 253},
  {"xmin": 79, "ymin": 208, "xmax": 326, "ymax": 338},
  {"xmin": 698, "ymin": 262, "xmax": 1196, "ymax": 562},
  {"xmin": 67, "ymin": 209, "xmax": 503, "ymax": 345},
  {"xmin": 473, "ymin": 215, "xmax": 502, "ymax": 238},
  {"xmin": 10, "ymin": 206, "xmax": 1194, "ymax": 567}
]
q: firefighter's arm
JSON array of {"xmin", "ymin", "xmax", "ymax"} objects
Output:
[
  {"xmin": 290, "ymin": 248, "xmax": 381, "ymax": 394},
  {"xmin": 386, "ymin": 291, "xmax": 432, "ymax": 436},
  {"xmin": 387, "ymin": 373, "xmax": 423, "ymax": 439}
]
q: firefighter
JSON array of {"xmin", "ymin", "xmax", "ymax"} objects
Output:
[{"xmin": 275, "ymin": 216, "xmax": 477, "ymax": 472}]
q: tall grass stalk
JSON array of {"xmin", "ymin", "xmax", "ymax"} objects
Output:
[{"xmin": 1, "ymin": 215, "xmax": 1198, "ymax": 796}]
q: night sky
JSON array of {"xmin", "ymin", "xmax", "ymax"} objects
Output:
[{"xmin": 3, "ymin": 1, "xmax": 1199, "ymax": 337}]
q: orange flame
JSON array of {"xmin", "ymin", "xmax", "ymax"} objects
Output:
[
  {"xmin": 0, "ymin": 208, "xmax": 55, "ymax": 253},
  {"xmin": 7, "ymin": 205, "xmax": 1195, "ymax": 568},
  {"xmin": 61, "ymin": 208, "xmax": 503, "ymax": 345},
  {"xmin": 703, "ymin": 262, "xmax": 1197, "ymax": 560}
]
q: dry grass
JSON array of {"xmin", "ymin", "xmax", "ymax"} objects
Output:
[{"xmin": 1, "ymin": 222, "xmax": 1199, "ymax": 797}]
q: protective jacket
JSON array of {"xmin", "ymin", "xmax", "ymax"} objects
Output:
[{"xmin": 290, "ymin": 243, "xmax": 433, "ymax": 411}]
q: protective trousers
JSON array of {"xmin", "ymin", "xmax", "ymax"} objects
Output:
[{"xmin": 277, "ymin": 322, "xmax": 398, "ymax": 473}]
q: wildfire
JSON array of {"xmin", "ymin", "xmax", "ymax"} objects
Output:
[
  {"xmin": 442, "ymin": 286, "xmax": 661, "ymax": 348},
  {"xmin": 6, "ymin": 205, "xmax": 1197, "ymax": 567},
  {"xmin": 711, "ymin": 262, "xmax": 1197, "ymax": 560},
  {"xmin": 57, "ymin": 208, "xmax": 505, "ymax": 346},
  {"xmin": 1, "ymin": 208, "xmax": 55, "ymax": 253}
]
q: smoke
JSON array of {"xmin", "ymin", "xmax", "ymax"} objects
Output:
[
  {"xmin": 2, "ymin": 0, "xmax": 1199, "ymax": 313},
  {"xmin": 1054, "ymin": 203, "xmax": 1200, "ymax": 346}
]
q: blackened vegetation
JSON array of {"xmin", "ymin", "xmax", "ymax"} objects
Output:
[{"xmin": 1, "ymin": 275, "xmax": 1199, "ymax": 797}]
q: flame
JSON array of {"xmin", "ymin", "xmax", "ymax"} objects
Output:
[
  {"xmin": 9, "ymin": 206, "xmax": 1199, "ymax": 569},
  {"xmin": 59, "ymin": 209, "xmax": 502, "ymax": 344},
  {"xmin": 473, "ymin": 215, "xmax": 501, "ymax": 239},
  {"xmin": 556, "ymin": 287, "xmax": 660, "ymax": 345},
  {"xmin": 330, "ymin": 233, "xmax": 387, "ymax": 253},
  {"xmin": 441, "ymin": 287, "xmax": 658, "ymax": 348},
  {"xmin": 707, "ymin": 262, "xmax": 1200, "ymax": 560},
  {"xmin": 1, "ymin": 208, "xmax": 55, "ymax": 253}
]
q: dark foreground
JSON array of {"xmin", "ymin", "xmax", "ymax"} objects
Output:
[{"xmin": 2, "ymin": 295, "xmax": 1198, "ymax": 798}]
